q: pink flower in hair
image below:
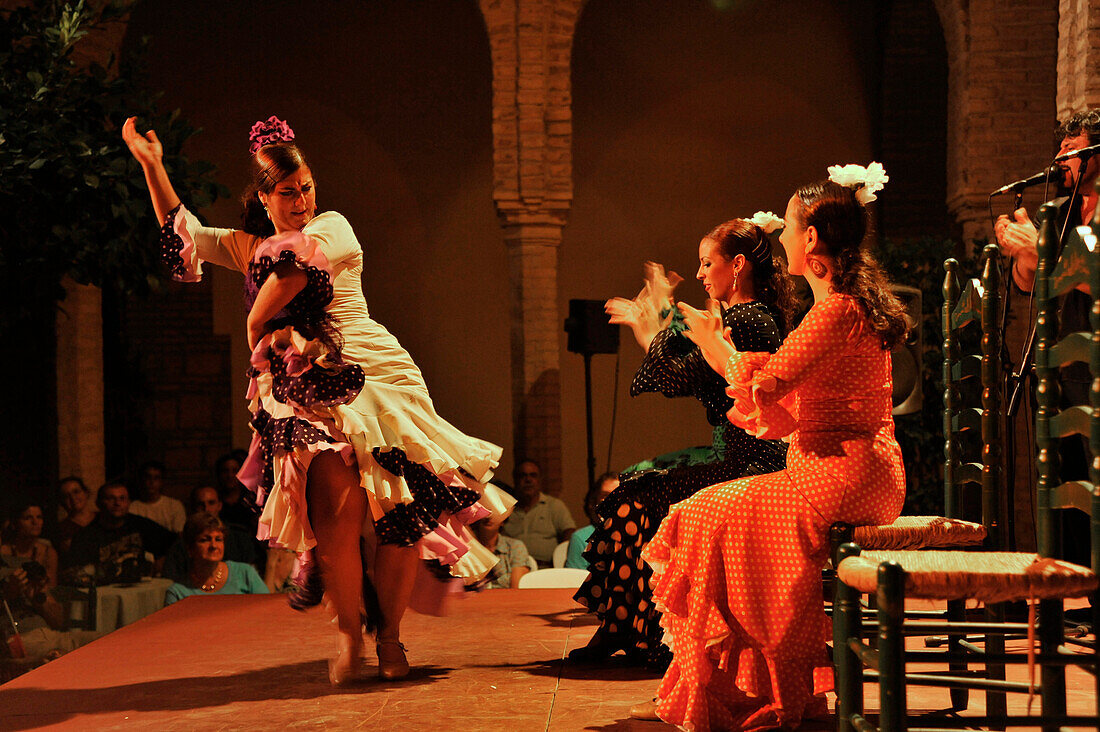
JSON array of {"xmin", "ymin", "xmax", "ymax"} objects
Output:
[{"xmin": 248, "ymin": 115, "xmax": 295, "ymax": 154}]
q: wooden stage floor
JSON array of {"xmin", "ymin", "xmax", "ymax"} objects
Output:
[{"xmin": 0, "ymin": 589, "xmax": 1095, "ymax": 731}]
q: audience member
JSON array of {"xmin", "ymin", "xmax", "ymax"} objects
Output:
[
  {"xmin": 472, "ymin": 515, "xmax": 535, "ymax": 589},
  {"xmin": 164, "ymin": 514, "xmax": 268, "ymax": 605},
  {"xmin": 63, "ymin": 482, "xmax": 174, "ymax": 584},
  {"xmin": 55, "ymin": 477, "xmax": 97, "ymax": 556},
  {"xmin": 129, "ymin": 461, "xmax": 186, "ymax": 534},
  {"xmin": 162, "ymin": 487, "xmax": 258, "ymax": 582},
  {"xmin": 1, "ymin": 503, "xmax": 58, "ymax": 588},
  {"xmin": 214, "ymin": 452, "xmax": 258, "ymax": 533},
  {"xmin": 565, "ymin": 473, "xmax": 619, "ymax": 570},
  {"xmin": 500, "ymin": 459, "xmax": 575, "ymax": 567},
  {"xmin": 0, "ymin": 503, "xmax": 94, "ymax": 663}
]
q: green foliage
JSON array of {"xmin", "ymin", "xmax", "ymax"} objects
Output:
[
  {"xmin": 877, "ymin": 236, "xmax": 979, "ymax": 515},
  {"xmin": 0, "ymin": 0, "xmax": 228, "ymax": 320}
]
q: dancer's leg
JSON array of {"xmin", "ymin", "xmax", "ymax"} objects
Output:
[
  {"xmin": 374, "ymin": 542, "xmax": 418, "ymax": 643},
  {"xmin": 307, "ymin": 450, "xmax": 367, "ymax": 683}
]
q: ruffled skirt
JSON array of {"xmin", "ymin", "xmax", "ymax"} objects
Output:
[
  {"xmin": 573, "ymin": 429, "xmax": 786, "ymax": 669},
  {"xmin": 237, "ymin": 324, "xmax": 508, "ymax": 584},
  {"xmin": 641, "ymin": 438, "xmax": 904, "ymax": 731}
]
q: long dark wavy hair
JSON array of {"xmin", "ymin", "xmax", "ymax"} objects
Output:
[
  {"xmin": 705, "ymin": 218, "xmax": 797, "ymax": 334},
  {"xmin": 240, "ymin": 142, "xmax": 309, "ymax": 237},
  {"xmin": 792, "ymin": 180, "xmax": 908, "ymax": 350}
]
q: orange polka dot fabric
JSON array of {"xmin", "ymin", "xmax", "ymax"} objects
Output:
[{"xmin": 642, "ymin": 293, "xmax": 905, "ymax": 731}]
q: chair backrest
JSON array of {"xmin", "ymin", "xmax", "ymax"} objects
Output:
[
  {"xmin": 516, "ymin": 567, "xmax": 590, "ymax": 589},
  {"xmin": 1034, "ymin": 193, "xmax": 1100, "ymax": 568},
  {"xmin": 942, "ymin": 246, "xmax": 1004, "ymax": 547},
  {"xmin": 552, "ymin": 540, "xmax": 569, "ymax": 568}
]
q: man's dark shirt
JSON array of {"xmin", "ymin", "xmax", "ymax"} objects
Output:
[{"xmin": 64, "ymin": 514, "xmax": 175, "ymax": 581}]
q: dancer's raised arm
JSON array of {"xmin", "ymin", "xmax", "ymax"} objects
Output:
[{"xmin": 122, "ymin": 117, "xmax": 180, "ymax": 224}]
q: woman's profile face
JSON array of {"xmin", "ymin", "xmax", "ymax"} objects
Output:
[
  {"xmin": 189, "ymin": 530, "xmax": 226, "ymax": 564},
  {"xmin": 60, "ymin": 481, "xmax": 88, "ymax": 513},
  {"xmin": 779, "ymin": 195, "xmax": 808, "ymax": 276},
  {"xmin": 16, "ymin": 506, "xmax": 44, "ymax": 539},
  {"xmin": 696, "ymin": 237, "xmax": 737, "ymax": 303},
  {"xmin": 259, "ymin": 166, "xmax": 316, "ymax": 233}
]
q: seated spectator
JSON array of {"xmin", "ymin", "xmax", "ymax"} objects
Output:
[
  {"xmin": 1, "ymin": 503, "xmax": 94, "ymax": 664},
  {"xmin": 162, "ymin": 487, "xmax": 258, "ymax": 583},
  {"xmin": 129, "ymin": 461, "xmax": 186, "ymax": 534},
  {"xmin": 565, "ymin": 473, "xmax": 619, "ymax": 570},
  {"xmin": 164, "ymin": 514, "xmax": 268, "ymax": 605},
  {"xmin": 501, "ymin": 459, "xmax": 576, "ymax": 567},
  {"xmin": 473, "ymin": 515, "xmax": 535, "ymax": 589},
  {"xmin": 63, "ymin": 482, "xmax": 175, "ymax": 584},
  {"xmin": 55, "ymin": 477, "xmax": 97, "ymax": 556},
  {"xmin": 1, "ymin": 503, "xmax": 58, "ymax": 587},
  {"xmin": 215, "ymin": 452, "xmax": 258, "ymax": 534}
]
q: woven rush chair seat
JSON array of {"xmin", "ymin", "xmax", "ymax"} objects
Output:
[
  {"xmin": 838, "ymin": 550, "xmax": 1097, "ymax": 604},
  {"xmin": 851, "ymin": 516, "xmax": 987, "ymax": 551}
]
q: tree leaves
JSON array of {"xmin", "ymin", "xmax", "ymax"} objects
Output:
[{"xmin": 0, "ymin": 0, "xmax": 227, "ymax": 319}]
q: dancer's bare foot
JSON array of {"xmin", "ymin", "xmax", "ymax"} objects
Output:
[{"xmin": 376, "ymin": 640, "xmax": 410, "ymax": 680}]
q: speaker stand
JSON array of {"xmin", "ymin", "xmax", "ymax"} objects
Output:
[{"xmin": 582, "ymin": 352, "xmax": 596, "ymax": 494}]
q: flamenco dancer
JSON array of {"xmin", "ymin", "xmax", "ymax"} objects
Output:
[
  {"xmin": 631, "ymin": 164, "xmax": 907, "ymax": 730},
  {"xmin": 571, "ymin": 216, "xmax": 794, "ymax": 670},
  {"xmin": 122, "ymin": 116, "xmax": 509, "ymax": 684}
]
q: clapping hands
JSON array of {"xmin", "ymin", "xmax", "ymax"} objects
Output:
[
  {"xmin": 606, "ymin": 262, "xmax": 683, "ymax": 351},
  {"xmin": 678, "ymin": 300, "xmax": 738, "ymax": 376}
]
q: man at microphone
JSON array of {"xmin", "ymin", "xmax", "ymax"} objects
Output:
[
  {"xmin": 995, "ymin": 109, "xmax": 1099, "ymax": 573},
  {"xmin": 996, "ymin": 109, "xmax": 1100, "ymax": 290}
]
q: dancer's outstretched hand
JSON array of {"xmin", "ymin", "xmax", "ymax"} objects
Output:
[
  {"xmin": 642, "ymin": 261, "xmax": 683, "ymax": 311},
  {"xmin": 122, "ymin": 117, "xmax": 163, "ymax": 168},
  {"xmin": 678, "ymin": 300, "xmax": 737, "ymax": 376}
]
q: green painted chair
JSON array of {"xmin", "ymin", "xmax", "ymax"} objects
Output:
[{"xmin": 833, "ymin": 211, "xmax": 1100, "ymax": 731}]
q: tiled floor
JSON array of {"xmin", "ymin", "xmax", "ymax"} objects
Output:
[{"xmin": 0, "ymin": 590, "xmax": 1094, "ymax": 731}]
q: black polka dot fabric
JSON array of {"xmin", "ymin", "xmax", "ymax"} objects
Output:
[
  {"xmin": 262, "ymin": 350, "xmax": 365, "ymax": 409},
  {"xmin": 371, "ymin": 448, "xmax": 482, "ymax": 546},
  {"xmin": 573, "ymin": 302, "xmax": 788, "ymax": 670},
  {"xmin": 159, "ymin": 204, "xmax": 190, "ymax": 280},
  {"xmin": 247, "ymin": 250, "xmax": 334, "ymax": 321}
]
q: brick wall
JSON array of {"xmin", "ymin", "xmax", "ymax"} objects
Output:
[
  {"xmin": 1058, "ymin": 0, "xmax": 1100, "ymax": 114},
  {"xmin": 111, "ymin": 279, "xmax": 232, "ymax": 500},
  {"xmin": 936, "ymin": 0, "xmax": 1060, "ymax": 241}
]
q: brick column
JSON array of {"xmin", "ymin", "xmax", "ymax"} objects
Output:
[
  {"xmin": 56, "ymin": 279, "xmax": 106, "ymax": 489},
  {"xmin": 480, "ymin": 0, "xmax": 583, "ymax": 495},
  {"xmin": 1057, "ymin": 0, "xmax": 1100, "ymax": 115},
  {"xmin": 935, "ymin": 0, "xmax": 1059, "ymax": 241}
]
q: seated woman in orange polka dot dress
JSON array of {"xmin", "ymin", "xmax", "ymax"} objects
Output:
[{"xmin": 632, "ymin": 166, "xmax": 908, "ymax": 730}]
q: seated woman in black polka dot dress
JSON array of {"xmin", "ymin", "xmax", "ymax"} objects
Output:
[{"xmin": 571, "ymin": 215, "xmax": 796, "ymax": 670}]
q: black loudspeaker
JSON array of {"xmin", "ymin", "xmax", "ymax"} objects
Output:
[
  {"xmin": 564, "ymin": 299, "xmax": 620, "ymax": 355},
  {"xmin": 890, "ymin": 284, "xmax": 923, "ymax": 416}
]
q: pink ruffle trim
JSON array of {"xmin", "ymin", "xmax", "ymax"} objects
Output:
[
  {"xmin": 171, "ymin": 207, "xmax": 203, "ymax": 283},
  {"xmin": 252, "ymin": 230, "xmax": 334, "ymax": 281}
]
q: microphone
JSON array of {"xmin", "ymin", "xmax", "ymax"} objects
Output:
[
  {"xmin": 1053, "ymin": 143, "xmax": 1100, "ymax": 162},
  {"xmin": 990, "ymin": 165, "xmax": 1060, "ymax": 196}
]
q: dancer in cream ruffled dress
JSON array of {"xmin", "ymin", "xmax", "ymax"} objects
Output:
[{"xmin": 123, "ymin": 115, "xmax": 510, "ymax": 684}]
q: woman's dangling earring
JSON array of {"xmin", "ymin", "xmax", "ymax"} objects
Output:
[{"xmin": 732, "ymin": 270, "xmax": 739, "ymax": 294}]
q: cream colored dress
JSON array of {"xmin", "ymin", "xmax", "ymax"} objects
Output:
[{"xmin": 161, "ymin": 205, "xmax": 509, "ymax": 582}]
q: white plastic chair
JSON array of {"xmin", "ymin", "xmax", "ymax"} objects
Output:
[
  {"xmin": 517, "ymin": 567, "xmax": 590, "ymax": 589},
  {"xmin": 552, "ymin": 540, "xmax": 569, "ymax": 568}
]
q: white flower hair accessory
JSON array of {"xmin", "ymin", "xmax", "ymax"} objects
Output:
[
  {"xmin": 827, "ymin": 161, "xmax": 889, "ymax": 204},
  {"xmin": 749, "ymin": 211, "xmax": 784, "ymax": 234}
]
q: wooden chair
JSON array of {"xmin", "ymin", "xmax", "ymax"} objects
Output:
[{"xmin": 833, "ymin": 212, "xmax": 1100, "ymax": 731}]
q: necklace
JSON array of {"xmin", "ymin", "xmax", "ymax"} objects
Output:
[{"xmin": 196, "ymin": 562, "xmax": 225, "ymax": 592}]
